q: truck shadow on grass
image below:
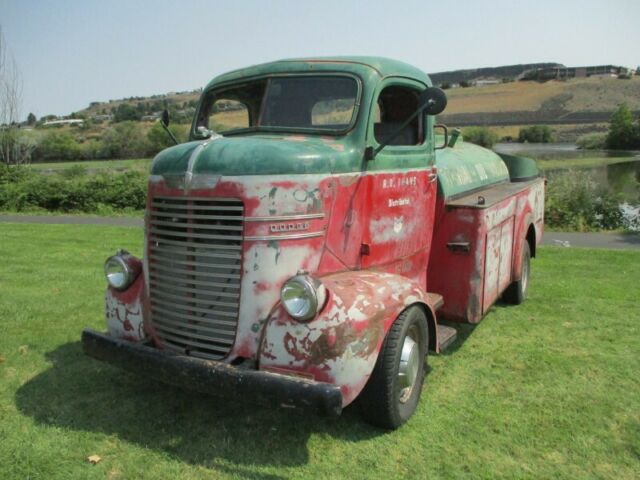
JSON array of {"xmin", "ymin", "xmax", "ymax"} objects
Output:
[{"xmin": 15, "ymin": 341, "xmax": 382, "ymax": 476}]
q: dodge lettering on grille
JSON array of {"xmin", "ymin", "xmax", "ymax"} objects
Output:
[{"xmin": 269, "ymin": 222, "xmax": 310, "ymax": 233}]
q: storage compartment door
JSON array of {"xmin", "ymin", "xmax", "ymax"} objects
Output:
[{"xmin": 483, "ymin": 217, "xmax": 514, "ymax": 313}]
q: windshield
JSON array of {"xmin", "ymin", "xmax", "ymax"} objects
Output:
[{"xmin": 195, "ymin": 76, "xmax": 359, "ymax": 135}]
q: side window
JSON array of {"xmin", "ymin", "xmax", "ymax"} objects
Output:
[
  {"xmin": 208, "ymin": 99, "xmax": 249, "ymax": 132},
  {"xmin": 374, "ymin": 86, "xmax": 423, "ymax": 146}
]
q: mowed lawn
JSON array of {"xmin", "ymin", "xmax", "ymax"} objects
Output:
[{"xmin": 0, "ymin": 223, "xmax": 638, "ymax": 479}]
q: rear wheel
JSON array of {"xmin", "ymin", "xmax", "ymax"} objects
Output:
[
  {"xmin": 504, "ymin": 241, "xmax": 531, "ymax": 304},
  {"xmin": 358, "ymin": 306, "xmax": 428, "ymax": 429}
]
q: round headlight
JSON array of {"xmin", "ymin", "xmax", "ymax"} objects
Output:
[
  {"xmin": 280, "ymin": 274, "xmax": 326, "ymax": 322},
  {"xmin": 105, "ymin": 255, "xmax": 132, "ymax": 290}
]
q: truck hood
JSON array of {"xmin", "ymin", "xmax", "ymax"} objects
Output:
[{"xmin": 151, "ymin": 134, "xmax": 359, "ymax": 177}]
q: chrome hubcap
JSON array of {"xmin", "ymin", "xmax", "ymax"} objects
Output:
[
  {"xmin": 522, "ymin": 254, "xmax": 529, "ymax": 295},
  {"xmin": 398, "ymin": 333, "xmax": 420, "ymax": 403}
]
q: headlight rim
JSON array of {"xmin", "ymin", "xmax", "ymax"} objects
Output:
[
  {"xmin": 104, "ymin": 250, "xmax": 136, "ymax": 291},
  {"xmin": 280, "ymin": 273, "xmax": 325, "ymax": 322}
]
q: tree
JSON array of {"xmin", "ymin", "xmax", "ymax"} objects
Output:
[
  {"xmin": 0, "ymin": 26, "xmax": 34, "ymax": 164},
  {"xmin": 26, "ymin": 112, "xmax": 36, "ymax": 125},
  {"xmin": 147, "ymin": 121, "xmax": 187, "ymax": 155},
  {"xmin": 606, "ymin": 103, "xmax": 638, "ymax": 149},
  {"xmin": 102, "ymin": 121, "xmax": 149, "ymax": 158},
  {"xmin": 113, "ymin": 103, "xmax": 139, "ymax": 122},
  {"xmin": 463, "ymin": 126, "xmax": 499, "ymax": 148},
  {"xmin": 518, "ymin": 125, "xmax": 554, "ymax": 143}
]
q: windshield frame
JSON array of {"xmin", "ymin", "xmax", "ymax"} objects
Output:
[{"xmin": 191, "ymin": 72, "xmax": 363, "ymax": 139}]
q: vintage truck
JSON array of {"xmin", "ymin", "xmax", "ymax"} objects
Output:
[{"xmin": 82, "ymin": 57, "xmax": 544, "ymax": 429}]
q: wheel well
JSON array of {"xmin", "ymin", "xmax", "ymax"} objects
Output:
[
  {"xmin": 414, "ymin": 303, "xmax": 437, "ymax": 351},
  {"xmin": 526, "ymin": 223, "xmax": 536, "ymax": 258}
]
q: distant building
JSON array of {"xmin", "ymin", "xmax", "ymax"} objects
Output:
[
  {"xmin": 475, "ymin": 79, "xmax": 502, "ymax": 86},
  {"xmin": 522, "ymin": 65, "xmax": 632, "ymax": 81},
  {"xmin": 91, "ymin": 114, "xmax": 113, "ymax": 122},
  {"xmin": 141, "ymin": 112, "xmax": 162, "ymax": 121},
  {"xmin": 43, "ymin": 119, "xmax": 84, "ymax": 127}
]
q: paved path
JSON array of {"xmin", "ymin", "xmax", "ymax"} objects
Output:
[
  {"xmin": 1, "ymin": 214, "xmax": 639, "ymax": 249},
  {"xmin": 540, "ymin": 231, "xmax": 640, "ymax": 250}
]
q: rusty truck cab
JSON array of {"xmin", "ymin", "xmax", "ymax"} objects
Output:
[{"xmin": 83, "ymin": 57, "xmax": 543, "ymax": 429}]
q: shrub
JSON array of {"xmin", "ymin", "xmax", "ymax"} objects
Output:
[
  {"xmin": 33, "ymin": 131, "xmax": 83, "ymax": 162},
  {"xmin": 576, "ymin": 133, "xmax": 607, "ymax": 150},
  {"xmin": 463, "ymin": 127, "xmax": 499, "ymax": 148},
  {"xmin": 101, "ymin": 121, "xmax": 149, "ymax": 159},
  {"xmin": 518, "ymin": 125, "xmax": 554, "ymax": 143},
  {"xmin": 0, "ymin": 169, "xmax": 147, "ymax": 213},
  {"xmin": 545, "ymin": 170, "xmax": 624, "ymax": 231},
  {"xmin": 147, "ymin": 122, "xmax": 189, "ymax": 156}
]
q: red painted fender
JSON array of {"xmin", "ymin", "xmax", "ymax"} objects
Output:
[
  {"xmin": 105, "ymin": 255, "xmax": 149, "ymax": 342},
  {"xmin": 258, "ymin": 270, "xmax": 436, "ymax": 407}
]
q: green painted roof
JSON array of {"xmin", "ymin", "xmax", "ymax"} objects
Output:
[{"xmin": 205, "ymin": 56, "xmax": 432, "ymax": 90}]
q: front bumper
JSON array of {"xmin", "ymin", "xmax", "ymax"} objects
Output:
[{"xmin": 81, "ymin": 329, "xmax": 343, "ymax": 417}]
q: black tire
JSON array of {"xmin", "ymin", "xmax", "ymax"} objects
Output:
[
  {"xmin": 358, "ymin": 306, "xmax": 428, "ymax": 429},
  {"xmin": 503, "ymin": 241, "xmax": 531, "ymax": 305}
]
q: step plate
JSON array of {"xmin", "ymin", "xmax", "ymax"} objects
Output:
[{"xmin": 437, "ymin": 324, "xmax": 457, "ymax": 351}]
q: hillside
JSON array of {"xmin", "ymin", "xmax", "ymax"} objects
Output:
[
  {"xmin": 444, "ymin": 76, "xmax": 640, "ymax": 114},
  {"xmin": 429, "ymin": 62, "xmax": 562, "ymax": 85},
  {"xmin": 74, "ymin": 74, "xmax": 640, "ymax": 123},
  {"xmin": 438, "ymin": 76, "xmax": 640, "ymax": 138}
]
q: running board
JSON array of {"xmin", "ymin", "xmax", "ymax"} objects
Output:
[
  {"xmin": 426, "ymin": 293, "xmax": 457, "ymax": 352},
  {"xmin": 436, "ymin": 324, "xmax": 458, "ymax": 352}
]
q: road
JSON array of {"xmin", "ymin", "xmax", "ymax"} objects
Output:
[{"xmin": 1, "ymin": 214, "xmax": 639, "ymax": 250}]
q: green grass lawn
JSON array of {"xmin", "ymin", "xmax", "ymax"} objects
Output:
[
  {"xmin": 0, "ymin": 224, "xmax": 638, "ymax": 479},
  {"xmin": 29, "ymin": 158, "xmax": 152, "ymax": 172}
]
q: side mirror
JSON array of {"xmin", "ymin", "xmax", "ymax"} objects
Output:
[
  {"xmin": 161, "ymin": 109, "xmax": 170, "ymax": 127},
  {"xmin": 419, "ymin": 87, "xmax": 447, "ymax": 116},
  {"xmin": 159, "ymin": 109, "xmax": 178, "ymax": 145}
]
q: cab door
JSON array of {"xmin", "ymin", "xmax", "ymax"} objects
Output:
[{"xmin": 361, "ymin": 78, "xmax": 438, "ymax": 283}]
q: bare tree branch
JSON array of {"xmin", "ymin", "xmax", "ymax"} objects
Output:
[{"xmin": 0, "ymin": 25, "xmax": 33, "ymax": 165}]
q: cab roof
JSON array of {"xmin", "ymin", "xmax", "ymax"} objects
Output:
[{"xmin": 205, "ymin": 56, "xmax": 432, "ymax": 90}]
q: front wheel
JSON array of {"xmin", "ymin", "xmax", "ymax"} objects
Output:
[{"xmin": 358, "ymin": 306, "xmax": 428, "ymax": 429}]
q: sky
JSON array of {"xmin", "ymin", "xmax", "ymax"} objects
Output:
[{"xmin": 1, "ymin": 0, "xmax": 639, "ymax": 120}]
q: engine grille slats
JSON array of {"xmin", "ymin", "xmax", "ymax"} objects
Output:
[
  {"xmin": 151, "ymin": 297, "xmax": 238, "ymax": 318},
  {"xmin": 153, "ymin": 316, "xmax": 237, "ymax": 339},
  {"xmin": 151, "ymin": 245, "xmax": 241, "ymax": 260},
  {"xmin": 149, "ymin": 237, "xmax": 242, "ymax": 251},
  {"xmin": 149, "ymin": 272, "xmax": 240, "ymax": 290},
  {"xmin": 149, "ymin": 280, "xmax": 240, "ymax": 299},
  {"xmin": 159, "ymin": 331, "xmax": 234, "ymax": 352},
  {"xmin": 151, "ymin": 256, "xmax": 241, "ymax": 270},
  {"xmin": 149, "ymin": 289, "xmax": 239, "ymax": 308},
  {"xmin": 151, "ymin": 211, "xmax": 244, "ymax": 221},
  {"xmin": 149, "ymin": 228, "xmax": 243, "ymax": 241},
  {"xmin": 148, "ymin": 196, "xmax": 243, "ymax": 360},
  {"xmin": 150, "ymin": 263, "xmax": 241, "ymax": 280},
  {"xmin": 150, "ymin": 306, "xmax": 238, "ymax": 327}
]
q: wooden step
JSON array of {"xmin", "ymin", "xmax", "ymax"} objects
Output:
[{"xmin": 437, "ymin": 324, "xmax": 457, "ymax": 352}]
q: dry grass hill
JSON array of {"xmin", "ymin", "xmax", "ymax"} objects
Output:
[{"xmin": 71, "ymin": 70, "xmax": 640, "ymax": 143}]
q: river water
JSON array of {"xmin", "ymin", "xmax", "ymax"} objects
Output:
[
  {"xmin": 494, "ymin": 143, "xmax": 640, "ymax": 203},
  {"xmin": 494, "ymin": 143, "xmax": 640, "ymax": 230}
]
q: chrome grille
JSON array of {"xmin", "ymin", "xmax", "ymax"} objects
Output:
[{"xmin": 148, "ymin": 196, "xmax": 243, "ymax": 360}]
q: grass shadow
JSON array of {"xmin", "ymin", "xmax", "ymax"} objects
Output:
[
  {"xmin": 436, "ymin": 320, "xmax": 477, "ymax": 356},
  {"xmin": 15, "ymin": 342, "xmax": 381, "ymax": 474}
]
